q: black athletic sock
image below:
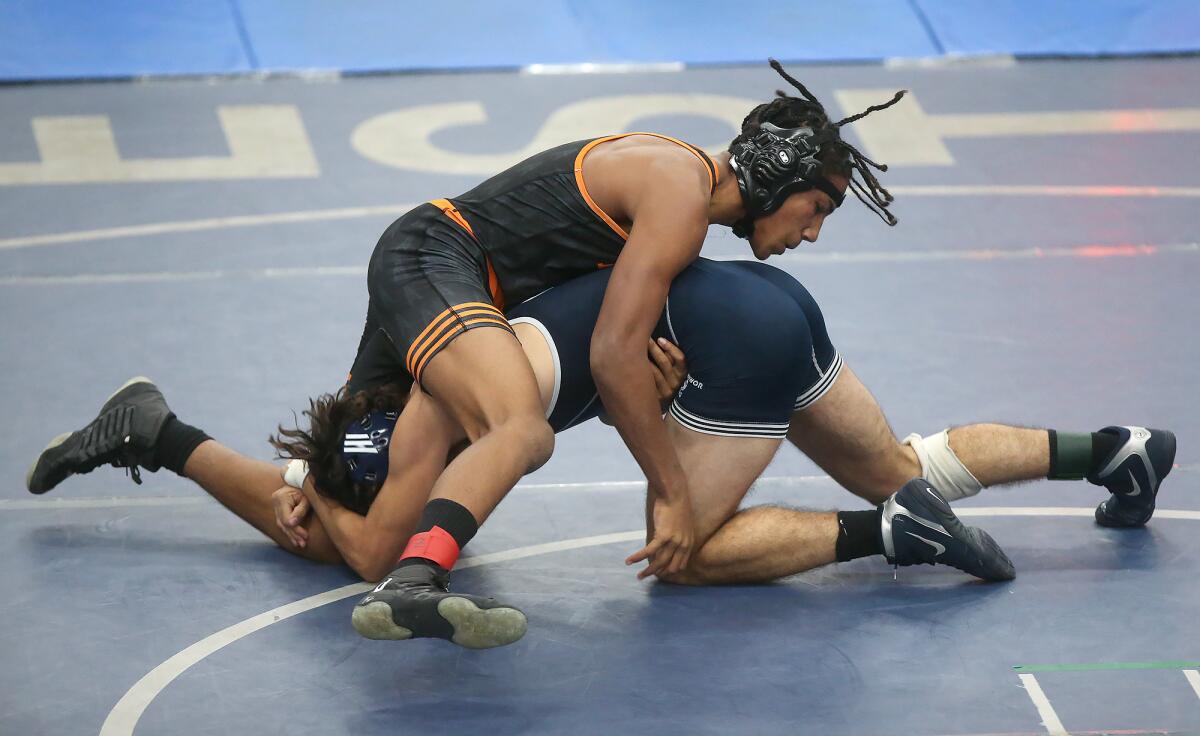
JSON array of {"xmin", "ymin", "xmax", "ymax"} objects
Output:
[
  {"xmin": 1047, "ymin": 430, "xmax": 1121, "ymax": 480},
  {"xmin": 396, "ymin": 498, "xmax": 479, "ymax": 571},
  {"xmin": 153, "ymin": 415, "xmax": 212, "ymax": 476},
  {"xmin": 835, "ymin": 508, "xmax": 884, "ymax": 562}
]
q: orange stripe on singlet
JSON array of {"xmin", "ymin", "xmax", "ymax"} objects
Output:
[
  {"xmin": 429, "ymin": 198, "xmax": 507, "ymax": 311},
  {"xmin": 430, "ymin": 198, "xmax": 474, "ymax": 236},
  {"xmin": 573, "ymin": 133, "xmax": 719, "ymax": 240},
  {"xmin": 486, "ymin": 257, "xmax": 504, "ymax": 312},
  {"xmin": 407, "ymin": 305, "xmax": 507, "ymax": 373},
  {"xmin": 412, "ymin": 314, "xmax": 512, "ymax": 382},
  {"xmin": 404, "ymin": 301, "xmax": 498, "ymax": 373}
]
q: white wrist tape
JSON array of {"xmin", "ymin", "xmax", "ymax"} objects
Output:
[
  {"xmin": 283, "ymin": 459, "xmax": 310, "ymax": 489},
  {"xmin": 902, "ymin": 430, "xmax": 983, "ymax": 502}
]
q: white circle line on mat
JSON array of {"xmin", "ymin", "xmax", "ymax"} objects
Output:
[
  {"xmin": 100, "ymin": 508, "xmax": 1200, "ymax": 735},
  {"xmin": 2, "ymin": 474, "xmax": 833, "ymax": 511}
]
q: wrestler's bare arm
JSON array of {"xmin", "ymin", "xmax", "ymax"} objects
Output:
[
  {"xmin": 589, "ymin": 151, "xmax": 711, "ymax": 578},
  {"xmin": 301, "ymin": 390, "xmax": 465, "ymax": 581},
  {"xmin": 284, "ymin": 315, "xmax": 686, "ymax": 577}
]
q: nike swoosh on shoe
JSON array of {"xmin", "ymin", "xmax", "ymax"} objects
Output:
[{"xmin": 905, "ymin": 532, "xmax": 946, "ymax": 556}]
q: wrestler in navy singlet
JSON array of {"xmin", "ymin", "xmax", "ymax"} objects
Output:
[
  {"xmin": 507, "ymin": 258, "xmax": 841, "ymax": 439},
  {"xmin": 351, "ymin": 133, "xmax": 718, "ymax": 390}
]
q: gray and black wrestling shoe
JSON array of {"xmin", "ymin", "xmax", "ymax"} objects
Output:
[
  {"xmin": 352, "ymin": 564, "xmax": 528, "ymax": 649},
  {"xmin": 1091, "ymin": 426, "xmax": 1177, "ymax": 528},
  {"xmin": 26, "ymin": 377, "xmax": 171, "ymax": 494},
  {"xmin": 881, "ymin": 478, "xmax": 1016, "ymax": 582}
]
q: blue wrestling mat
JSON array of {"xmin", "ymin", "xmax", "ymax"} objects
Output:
[{"xmin": 1, "ymin": 49, "xmax": 1198, "ymax": 736}]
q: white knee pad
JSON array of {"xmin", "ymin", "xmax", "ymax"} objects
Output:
[{"xmin": 902, "ymin": 430, "xmax": 983, "ymax": 502}]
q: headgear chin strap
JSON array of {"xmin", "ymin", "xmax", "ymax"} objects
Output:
[
  {"xmin": 729, "ymin": 122, "xmax": 846, "ymax": 239},
  {"xmin": 341, "ymin": 409, "xmax": 400, "ymax": 489}
]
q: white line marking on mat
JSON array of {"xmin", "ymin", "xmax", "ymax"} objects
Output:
[
  {"xmin": 516, "ymin": 474, "xmax": 831, "ymax": 492},
  {"xmin": 0, "ymin": 496, "xmax": 209, "ymax": 511},
  {"xmin": 0, "ymin": 266, "xmax": 368, "ymax": 286},
  {"xmin": 3, "ymin": 243, "xmax": 1196, "ymax": 287},
  {"xmin": 0, "ymin": 474, "xmax": 834, "ymax": 511},
  {"xmin": 1018, "ymin": 674, "xmax": 1069, "ymax": 735},
  {"xmin": 894, "ymin": 185, "xmax": 1200, "ymax": 197},
  {"xmin": 713, "ymin": 242, "xmax": 1199, "ymax": 265},
  {"xmin": 2, "ymin": 185, "xmax": 1198, "ymax": 251},
  {"xmin": 100, "ymin": 506, "xmax": 1200, "ymax": 735},
  {"xmin": 99, "ymin": 530, "xmax": 644, "ymax": 736},
  {"xmin": 0, "ymin": 270, "xmax": 234, "ymax": 286},
  {"xmin": 0, "ymin": 204, "xmax": 415, "ymax": 251},
  {"xmin": 1184, "ymin": 669, "xmax": 1200, "ymax": 701},
  {"xmin": 956, "ymin": 508, "xmax": 1200, "ymax": 521},
  {"xmin": 0, "ymin": 268, "xmax": 360, "ymax": 286}
]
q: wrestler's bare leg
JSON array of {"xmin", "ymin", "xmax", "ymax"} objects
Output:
[
  {"xmin": 198, "ymin": 325, "xmax": 552, "ymax": 569},
  {"xmin": 652, "ymin": 417, "xmax": 839, "ymax": 585},
  {"xmin": 183, "ymin": 440, "xmax": 342, "ymax": 563},
  {"xmin": 348, "ymin": 328, "xmax": 549, "ymax": 647},
  {"xmin": 944, "ymin": 423, "xmax": 1049, "ymax": 487},
  {"xmin": 418, "ymin": 327, "xmax": 555, "ymax": 524},
  {"xmin": 663, "ymin": 503, "xmax": 839, "ymax": 585},
  {"xmin": 786, "ymin": 364, "xmax": 1050, "ymax": 504}
]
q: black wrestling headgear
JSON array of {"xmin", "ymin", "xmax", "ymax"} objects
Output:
[
  {"xmin": 727, "ymin": 59, "xmax": 907, "ymax": 238},
  {"xmin": 728, "ymin": 122, "xmax": 846, "ymax": 239}
]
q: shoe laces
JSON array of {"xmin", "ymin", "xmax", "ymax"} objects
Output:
[
  {"xmin": 111, "ymin": 447, "xmax": 143, "ymax": 485},
  {"xmin": 78, "ymin": 406, "xmax": 143, "ymax": 484}
]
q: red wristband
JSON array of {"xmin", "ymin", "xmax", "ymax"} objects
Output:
[{"xmin": 398, "ymin": 526, "xmax": 461, "ymax": 570}]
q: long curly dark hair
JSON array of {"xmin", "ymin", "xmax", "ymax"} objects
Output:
[
  {"xmin": 269, "ymin": 383, "xmax": 409, "ymax": 515},
  {"xmin": 731, "ymin": 59, "xmax": 906, "ymax": 225}
]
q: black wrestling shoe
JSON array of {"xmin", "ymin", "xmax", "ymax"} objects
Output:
[
  {"xmin": 881, "ymin": 478, "xmax": 1016, "ymax": 582},
  {"xmin": 352, "ymin": 563, "xmax": 527, "ymax": 649},
  {"xmin": 25, "ymin": 377, "xmax": 172, "ymax": 494},
  {"xmin": 1091, "ymin": 426, "xmax": 1176, "ymax": 528}
]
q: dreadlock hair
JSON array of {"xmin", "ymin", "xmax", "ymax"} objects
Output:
[
  {"xmin": 269, "ymin": 382, "xmax": 409, "ymax": 516},
  {"xmin": 730, "ymin": 58, "xmax": 906, "ymax": 225}
]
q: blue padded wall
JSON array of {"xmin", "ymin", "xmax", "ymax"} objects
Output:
[
  {"xmin": 237, "ymin": 0, "xmax": 596, "ymax": 73},
  {"xmin": 915, "ymin": 0, "xmax": 1200, "ymax": 57},
  {"xmin": 1, "ymin": 0, "xmax": 1197, "ymax": 81},
  {"xmin": 567, "ymin": 0, "xmax": 938, "ymax": 65},
  {"xmin": 237, "ymin": 0, "xmax": 938, "ymax": 72},
  {"xmin": 0, "ymin": 0, "xmax": 252, "ymax": 81}
]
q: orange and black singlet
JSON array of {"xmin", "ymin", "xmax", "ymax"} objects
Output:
[
  {"xmin": 349, "ymin": 133, "xmax": 718, "ymax": 390},
  {"xmin": 448, "ymin": 133, "xmax": 718, "ymax": 305}
]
